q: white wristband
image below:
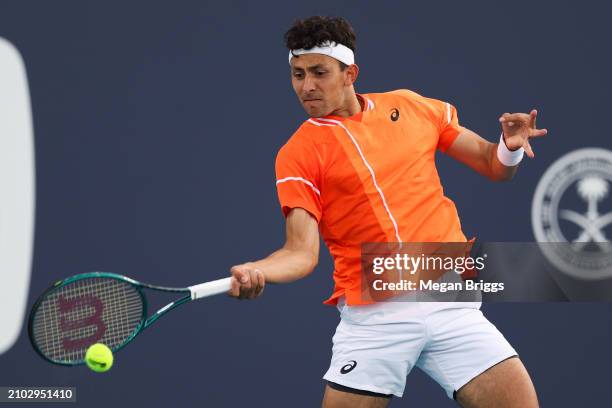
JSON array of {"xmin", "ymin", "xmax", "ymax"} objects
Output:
[{"xmin": 497, "ymin": 133, "xmax": 524, "ymax": 166}]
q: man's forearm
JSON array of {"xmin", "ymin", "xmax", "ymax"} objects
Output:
[
  {"xmin": 229, "ymin": 207, "xmax": 320, "ymax": 298},
  {"xmin": 245, "ymin": 246, "xmax": 318, "ymax": 284},
  {"xmin": 446, "ymin": 129, "xmax": 520, "ymax": 182}
]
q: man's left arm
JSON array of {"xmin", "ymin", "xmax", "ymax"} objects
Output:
[{"xmin": 445, "ymin": 109, "xmax": 548, "ymax": 181}]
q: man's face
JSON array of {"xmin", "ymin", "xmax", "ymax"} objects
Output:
[{"xmin": 290, "ymin": 53, "xmax": 349, "ymax": 118}]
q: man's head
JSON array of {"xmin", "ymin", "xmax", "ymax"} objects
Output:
[{"xmin": 285, "ymin": 16, "xmax": 359, "ymax": 118}]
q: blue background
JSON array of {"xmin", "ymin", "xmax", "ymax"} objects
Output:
[{"xmin": 1, "ymin": 1, "xmax": 610, "ymax": 406}]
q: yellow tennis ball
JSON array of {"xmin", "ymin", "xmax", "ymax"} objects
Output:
[{"xmin": 85, "ymin": 343, "xmax": 113, "ymax": 373}]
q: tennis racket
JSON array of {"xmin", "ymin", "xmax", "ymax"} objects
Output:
[{"xmin": 28, "ymin": 272, "xmax": 231, "ymax": 365}]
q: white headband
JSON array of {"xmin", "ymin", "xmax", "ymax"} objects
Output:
[{"xmin": 288, "ymin": 41, "xmax": 355, "ymax": 66}]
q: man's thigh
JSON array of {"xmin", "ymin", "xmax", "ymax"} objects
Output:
[
  {"xmin": 417, "ymin": 307, "xmax": 519, "ymax": 399},
  {"xmin": 322, "ymin": 384, "xmax": 390, "ymax": 408},
  {"xmin": 455, "ymin": 356, "xmax": 539, "ymax": 408}
]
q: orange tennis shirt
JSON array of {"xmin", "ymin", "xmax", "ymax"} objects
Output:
[{"xmin": 275, "ymin": 89, "xmax": 467, "ymax": 306}]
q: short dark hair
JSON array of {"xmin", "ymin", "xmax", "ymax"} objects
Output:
[{"xmin": 284, "ymin": 16, "xmax": 356, "ymax": 70}]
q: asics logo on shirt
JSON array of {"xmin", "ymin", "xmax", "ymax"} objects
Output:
[
  {"xmin": 340, "ymin": 360, "xmax": 357, "ymax": 374},
  {"xmin": 390, "ymin": 108, "xmax": 400, "ymax": 121}
]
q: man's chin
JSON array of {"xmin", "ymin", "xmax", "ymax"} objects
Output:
[{"xmin": 303, "ymin": 106, "xmax": 329, "ymax": 118}]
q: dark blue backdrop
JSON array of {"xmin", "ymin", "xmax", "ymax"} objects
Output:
[{"xmin": 1, "ymin": 1, "xmax": 610, "ymax": 406}]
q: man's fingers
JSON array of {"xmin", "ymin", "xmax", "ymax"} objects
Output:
[
  {"xmin": 246, "ymin": 268, "xmax": 258, "ymax": 299},
  {"xmin": 230, "ymin": 265, "xmax": 252, "ymax": 299},
  {"xmin": 255, "ymin": 269, "xmax": 265, "ymax": 298},
  {"xmin": 500, "ymin": 109, "xmax": 540, "ymax": 128},
  {"xmin": 240, "ymin": 271, "xmax": 253, "ymax": 299},
  {"xmin": 500, "ymin": 111, "xmax": 540, "ymax": 128},
  {"xmin": 529, "ymin": 128, "xmax": 548, "ymax": 138},
  {"xmin": 499, "ymin": 113, "xmax": 530, "ymax": 123},
  {"xmin": 249, "ymin": 269, "xmax": 261, "ymax": 299},
  {"xmin": 229, "ymin": 264, "xmax": 265, "ymax": 300},
  {"xmin": 529, "ymin": 109, "xmax": 538, "ymax": 127},
  {"xmin": 499, "ymin": 109, "xmax": 543, "ymax": 159},
  {"xmin": 230, "ymin": 266, "xmax": 249, "ymax": 284},
  {"xmin": 524, "ymin": 141, "xmax": 535, "ymax": 158},
  {"xmin": 230, "ymin": 276, "xmax": 241, "ymax": 297},
  {"xmin": 257, "ymin": 269, "xmax": 265, "ymax": 292}
]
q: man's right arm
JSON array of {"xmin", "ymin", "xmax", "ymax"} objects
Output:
[{"xmin": 229, "ymin": 207, "xmax": 319, "ymax": 299}]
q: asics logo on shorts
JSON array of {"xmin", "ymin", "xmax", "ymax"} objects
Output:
[{"xmin": 340, "ymin": 360, "xmax": 357, "ymax": 374}]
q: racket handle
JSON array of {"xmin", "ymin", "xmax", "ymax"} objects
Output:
[{"xmin": 189, "ymin": 277, "xmax": 232, "ymax": 300}]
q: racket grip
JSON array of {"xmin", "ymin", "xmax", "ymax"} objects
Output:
[{"xmin": 189, "ymin": 277, "xmax": 232, "ymax": 300}]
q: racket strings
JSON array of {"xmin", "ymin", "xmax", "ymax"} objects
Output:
[{"xmin": 31, "ymin": 277, "xmax": 144, "ymax": 363}]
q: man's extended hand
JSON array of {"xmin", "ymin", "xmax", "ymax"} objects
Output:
[
  {"xmin": 499, "ymin": 109, "xmax": 548, "ymax": 158},
  {"xmin": 229, "ymin": 263, "xmax": 265, "ymax": 300}
]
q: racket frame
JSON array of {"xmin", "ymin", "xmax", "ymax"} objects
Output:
[{"xmin": 28, "ymin": 272, "xmax": 194, "ymax": 366}]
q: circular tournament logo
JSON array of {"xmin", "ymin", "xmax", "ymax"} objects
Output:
[{"xmin": 532, "ymin": 148, "xmax": 612, "ymax": 280}]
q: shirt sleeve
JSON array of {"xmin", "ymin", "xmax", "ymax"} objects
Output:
[
  {"xmin": 274, "ymin": 139, "xmax": 322, "ymax": 223},
  {"xmin": 391, "ymin": 90, "xmax": 464, "ymax": 153},
  {"xmin": 437, "ymin": 101, "xmax": 464, "ymax": 153}
]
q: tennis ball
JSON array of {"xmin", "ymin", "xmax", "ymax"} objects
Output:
[{"xmin": 85, "ymin": 343, "xmax": 113, "ymax": 373}]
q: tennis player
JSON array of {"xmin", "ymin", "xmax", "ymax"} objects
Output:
[{"xmin": 229, "ymin": 16, "xmax": 546, "ymax": 408}]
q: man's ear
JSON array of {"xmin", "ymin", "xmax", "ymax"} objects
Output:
[{"xmin": 344, "ymin": 64, "xmax": 359, "ymax": 86}]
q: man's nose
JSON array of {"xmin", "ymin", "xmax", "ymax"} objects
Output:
[{"xmin": 303, "ymin": 74, "xmax": 316, "ymax": 93}]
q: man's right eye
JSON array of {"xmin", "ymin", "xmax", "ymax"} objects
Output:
[{"xmin": 293, "ymin": 72, "xmax": 304, "ymax": 79}]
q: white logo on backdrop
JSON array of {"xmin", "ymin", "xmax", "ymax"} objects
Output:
[{"xmin": 532, "ymin": 148, "xmax": 612, "ymax": 280}]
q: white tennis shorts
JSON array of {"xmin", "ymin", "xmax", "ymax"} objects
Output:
[{"xmin": 323, "ymin": 300, "xmax": 517, "ymax": 399}]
